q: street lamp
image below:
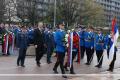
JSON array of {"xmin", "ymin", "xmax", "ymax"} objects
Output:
[{"xmin": 53, "ymin": 0, "xmax": 56, "ymax": 28}]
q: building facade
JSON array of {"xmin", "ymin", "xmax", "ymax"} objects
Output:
[{"xmin": 95, "ymin": 0, "xmax": 120, "ymax": 27}]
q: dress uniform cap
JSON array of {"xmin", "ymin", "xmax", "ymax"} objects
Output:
[{"xmin": 57, "ymin": 20, "xmax": 65, "ymax": 26}]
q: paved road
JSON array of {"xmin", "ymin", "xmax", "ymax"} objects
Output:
[{"xmin": 0, "ymin": 44, "xmax": 119, "ymax": 80}]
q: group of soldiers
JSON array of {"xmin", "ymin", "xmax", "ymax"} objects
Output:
[{"xmin": 0, "ymin": 21, "xmax": 118, "ymax": 78}]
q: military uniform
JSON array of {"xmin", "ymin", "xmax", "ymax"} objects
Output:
[
  {"xmin": 16, "ymin": 29, "xmax": 28, "ymax": 67},
  {"xmin": 53, "ymin": 29, "xmax": 66, "ymax": 74},
  {"xmin": 45, "ymin": 28, "xmax": 55, "ymax": 64},
  {"xmin": 95, "ymin": 33, "xmax": 104, "ymax": 68},
  {"xmin": 84, "ymin": 31, "xmax": 94, "ymax": 65},
  {"xmin": 28, "ymin": 28, "xmax": 34, "ymax": 44},
  {"xmin": 79, "ymin": 30, "xmax": 85, "ymax": 59}
]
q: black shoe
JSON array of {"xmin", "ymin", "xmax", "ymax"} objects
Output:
[
  {"xmin": 53, "ymin": 68, "xmax": 58, "ymax": 74},
  {"xmin": 37, "ymin": 63, "xmax": 40, "ymax": 67},
  {"xmin": 70, "ymin": 72, "xmax": 76, "ymax": 74},
  {"xmin": 95, "ymin": 65, "xmax": 102, "ymax": 68},
  {"xmin": 85, "ymin": 63, "xmax": 90, "ymax": 65},
  {"xmin": 47, "ymin": 61, "xmax": 52, "ymax": 64},
  {"xmin": 64, "ymin": 67, "xmax": 69, "ymax": 71},
  {"xmin": 21, "ymin": 65, "xmax": 25, "ymax": 67},
  {"xmin": 95, "ymin": 65, "xmax": 99, "ymax": 67},
  {"xmin": 17, "ymin": 64, "xmax": 19, "ymax": 66},
  {"xmin": 75, "ymin": 60, "xmax": 78, "ymax": 62},
  {"xmin": 62, "ymin": 75, "xmax": 67, "ymax": 78},
  {"xmin": 17, "ymin": 62, "xmax": 19, "ymax": 66},
  {"xmin": 107, "ymin": 69, "xmax": 113, "ymax": 72}
]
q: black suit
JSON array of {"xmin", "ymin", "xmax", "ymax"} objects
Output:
[{"xmin": 34, "ymin": 28, "xmax": 45, "ymax": 64}]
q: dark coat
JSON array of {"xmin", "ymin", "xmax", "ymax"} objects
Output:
[{"xmin": 34, "ymin": 28, "xmax": 45, "ymax": 47}]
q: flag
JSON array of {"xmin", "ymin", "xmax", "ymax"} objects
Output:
[
  {"xmin": 109, "ymin": 18, "xmax": 119, "ymax": 60},
  {"xmin": 3, "ymin": 33, "xmax": 9, "ymax": 55},
  {"xmin": 67, "ymin": 32, "xmax": 80, "ymax": 68},
  {"xmin": 11, "ymin": 32, "xmax": 15, "ymax": 54},
  {"xmin": 67, "ymin": 32, "xmax": 73, "ymax": 68}
]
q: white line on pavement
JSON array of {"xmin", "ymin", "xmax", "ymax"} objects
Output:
[{"xmin": 0, "ymin": 74, "xmax": 119, "ymax": 77}]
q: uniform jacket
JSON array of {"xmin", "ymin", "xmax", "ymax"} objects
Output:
[
  {"xmin": 84, "ymin": 32, "xmax": 94, "ymax": 48},
  {"xmin": 79, "ymin": 31, "xmax": 85, "ymax": 47},
  {"xmin": 54, "ymin": 29, "xmax": 66, "ymax": 53},
  {"xmin": 28, "ymin": 28, "xmax": 34, "ymax": 44},
  {"xmin": 16, "ymin": 31, "xmax": 28, "ymax": 49},
  {"xmin": 45, "ymin": 31, "xmax": 55, "ymax": 48},
  {"xmin": 95, "ymin": 34, "xmax": 104, "ymax": 50}
]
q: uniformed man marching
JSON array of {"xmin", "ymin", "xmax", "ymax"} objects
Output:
[
  {"xmin": 95, "ymin": 29, "xmax": 104, "ymax": 68},
  {"xmin": 84, "ymin": 26, "xmax": 94, "ymax": 65},
  {"xmin": 53, "ymin": 21, "xmax": 67, "ymax": 78},
  {"xmin": 45, "ymin": 26, "xmax": 55, "ymax": 64},
  {"xmin": 79, "ymin": 26, "xmax": 86, "ymax": 59},
  {"xmin": 16, "ymin": 26, "xmax": 28, "ymax": 67}
]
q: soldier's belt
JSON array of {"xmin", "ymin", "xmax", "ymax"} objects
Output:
[
  {"xmin": 81, "ymin": 38, "xmax": 84, "ymax": 40},
  {"xmin": 85, "ymin": 39, "xmax": 91, "ymax": 42},
  {"xmin": 96, "ymin": 43, "xmax": 104, "ymax": 44}
]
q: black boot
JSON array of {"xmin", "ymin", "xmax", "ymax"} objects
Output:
[{"xmin": 53, "ymin": 68, "xmax": 58, "ymax": 74}]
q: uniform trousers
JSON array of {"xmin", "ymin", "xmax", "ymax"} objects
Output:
[
  {"xmin": 109, "ymin": 52, "xmax": 116, "ymax": 71},
  {"xmin": 86, "ymin": 47, "xmax": 92, "ymax": 64},
  {"xmin": 96, "ymin": 50, "xmax": 103, "ymax": 67},
  {"xmin": 53, "ymin": 52, "xmax": 65, "ymax": 74},
  {"xmin": 35, "ymin": 45, "xmax": 44, "ymax": 64},
  {"xmin": 17, "ymin": 48, "xmax": 27, "ymax": 66}
]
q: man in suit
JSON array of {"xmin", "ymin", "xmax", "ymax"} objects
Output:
[
  {"xmin": 16, "ymin": 26, "xmax": 28, "ymax": 67},
  {"xmin": 34, "ymin": 22, "xmax": 45, "ymax": 67}
]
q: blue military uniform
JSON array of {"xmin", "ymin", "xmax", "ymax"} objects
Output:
[
  {"xmin": 16, "ymin": 29, "xmax": 29, "ymax": 67},
  {"xmin": 95, "ymin": 33, "xmax": 104, "ymax": 68},
  {"xmin": 84, "ymin": 31, "xmax": 94, "ymax": 65},
  {"xmin": 45, "ymin": 29, "xmax": 55, "ymax": 64},
  {"xmin": 53, "ymin": 29, "xmax": 66, "ymax": 74},
  {"xmin": 54, "ymin": 29, "xmax": 66, "ymax": 53},
  {"xmin": 79, "ymin": 30, "xmax": 85, "ymax": 59},
  {"xmin": 28, "ymin": 28, "xmax": 34, "ymax": 44}
]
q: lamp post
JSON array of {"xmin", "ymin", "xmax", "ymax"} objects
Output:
[{"xmin": 53, "ymin": 0, "xmax": 56, "ymax": 28}]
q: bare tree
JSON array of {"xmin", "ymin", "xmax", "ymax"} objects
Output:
[
  {"xmin": 4, "ymin": 0, "xmax": 18, "ymax": 24},
  {"xmin": 17, "ymin": 0, "xmax": 41, "ymax": 26},
  {"xmin": 0, "ymin": 0, "xmax": 5, "ymax": 22},
  {"xmin": 45, "ymin": 0, "xmax": 105, "ymax": 28}
]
